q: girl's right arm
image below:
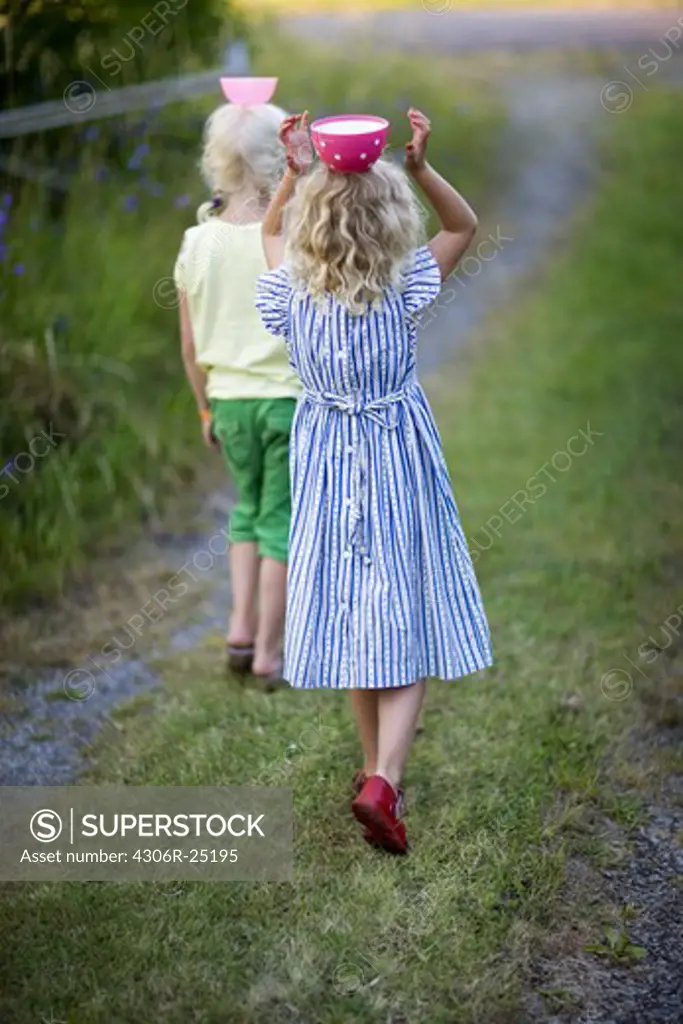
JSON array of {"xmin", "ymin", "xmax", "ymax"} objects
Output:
[
  {"xmin": 262, "ymin": 167, "xmax": 299, "ymax": 269},
  {"xmin": 405, "ymin": 109, "xmax": 478, "ymax": 281},
  {"xmin": 262, "ymin": 112, "xmax": 312, "ymax": 269},
  {"xmin": 179, "ymin": 291, "xmax": 217, "ymax": 450}
]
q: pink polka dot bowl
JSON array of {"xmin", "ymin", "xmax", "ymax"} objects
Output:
[
  {"xmin": 310, "ymin": 115, "xmax": 390, "ymax": 174},
  {"xmin": 219, "ymin": 77, "xmax": 278, "ymax": 105}
]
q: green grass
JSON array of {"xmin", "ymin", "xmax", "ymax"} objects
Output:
[
  {"xmin": 2, "ymin": 90, "xmax": 683, "ymax": 1023},
  {"xmin": 0, "ymin": 42, "xmax": 502, "ymax": 612}
]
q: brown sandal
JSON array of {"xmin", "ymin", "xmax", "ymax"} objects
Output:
[
  {"xmin": 252, "ymin": 660, "xmax": 288, "ymax": 693},
  {"xmin": 226, "ymin": 643, "xmax": 254, "ymax": 676}
]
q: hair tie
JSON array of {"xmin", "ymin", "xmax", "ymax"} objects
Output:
[{"xmin": 196, "ymin": 196, "xmax": 224, "ymax": 224}]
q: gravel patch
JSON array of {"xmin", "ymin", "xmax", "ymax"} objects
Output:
[{"xmin": 526, "ymin": 725, "xmax": 683, "ymax": 1024}]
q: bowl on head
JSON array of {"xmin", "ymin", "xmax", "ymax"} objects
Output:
[
  {"xmin": 220, "ymin": 77, "xmax": 278, "ymax": 105},
  {"xmin": 310, "ymin": 115, "xmax": 390, "ymax": 174}
]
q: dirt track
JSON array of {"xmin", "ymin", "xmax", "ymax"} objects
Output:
[{"xmin": 285, "ymin": 5, "xmax": 682, "ymax": 53}]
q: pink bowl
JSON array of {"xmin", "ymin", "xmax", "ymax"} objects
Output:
[
  {"xmin": 310, "ymin": 115, "xmax": 390, "ymax": 174},
  {"xmin": 220, "ymin": 77, "xmax": 278, "ymax": 105}
]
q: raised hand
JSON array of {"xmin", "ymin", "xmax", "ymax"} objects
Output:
[
  {"xmin": 279, "ymin": 111, "xmax": 314, "ymax": 175},
  {"xmin": 405, "ymin": 108, "xmax": 431, "ymax": 173}
]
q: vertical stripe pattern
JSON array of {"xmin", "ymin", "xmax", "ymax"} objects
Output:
[{"xmin": 255, "ymin": 245, "xmax": 493, "ymax": 689}]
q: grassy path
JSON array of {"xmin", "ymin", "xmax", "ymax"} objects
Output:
[
  {"xmin": 273, "ymin": 3, "xmax": 683, "ymax": 57},
  {"xmin": 2, "ymin": 92, "xmax": 683, "ymax": 1024}
]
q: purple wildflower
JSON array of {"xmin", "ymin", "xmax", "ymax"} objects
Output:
[
  {"xmin": 123, "ymin": 195, "xmax": 138, "ymax": 212},
  {"xmin": 85, "ymin": 125, "xmax": 100, "ymax": 141},
  {"xmin": 13, "ymin": 264, "xmax": 25, "ymax": 276},
  {"xmin": 0, "ymin": 210, "xmax": 7, "ymax": 228},
  {"xmin": 174, "ymin": 194, "xmax": 191, "ymax": 209},
  {"xmin": 2, "ymin": 193, "xmax": 12, "ymax": 208},
  {"xmin": 127, "ymin": 142, "xmax": 150, "ymax": 171}
]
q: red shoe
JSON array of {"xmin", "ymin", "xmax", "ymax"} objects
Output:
[
  {"xmin": 352, "ymin": 771, "xmax": 406, "ymax": 807},
  {"xmin": 351, "ymin": 771, "xmax": 407, "ymax": 848},
  {"xmin": 352, "ymin": 775, "xmax": 409, "ymax": 855},
  {"xmin": 351, "ymin": 770, "xmax": 377, "ymax": 847}
]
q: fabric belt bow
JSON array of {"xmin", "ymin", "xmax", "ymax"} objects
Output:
[{"xmin": 304, "ymin": 385, "xmax": 412, "ymax": 558}]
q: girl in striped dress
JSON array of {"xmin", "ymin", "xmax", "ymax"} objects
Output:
[{"xmin": 255, "ymin": 109, "xmax": 493, "ymax": 854}]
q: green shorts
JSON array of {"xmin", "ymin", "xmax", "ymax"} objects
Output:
[{"xmin": 211, "ymin": 397, "xmax": 296, "ymax": 564}]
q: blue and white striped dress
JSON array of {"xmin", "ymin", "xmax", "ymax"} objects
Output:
[{"xmin": 255, "ymin": 245, "xmax": 492, "ymax": 689}]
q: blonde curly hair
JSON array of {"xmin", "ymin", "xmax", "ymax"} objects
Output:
[
  {"xmin": 198, "ymin": 102, "xmax": 287, "ymax": 222},
  {"xmin": 284, "ymin": 160, "xmax": 426, "ymax": 314}
]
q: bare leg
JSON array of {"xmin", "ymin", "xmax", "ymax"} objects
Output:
[
  {"xmin": 252, "ymin": 557, "xmax": 287, "ymax": 676},
  {"xmin": 227, "ymin": 541, "xmax": 259, "ymax": 645},
  {"xmin": 350, "ymin": 690, "xmax": 379, "ymax": 775},
  {"xmin": 375, "ymin": 681, "xmax": 426, "ymax": 792}
]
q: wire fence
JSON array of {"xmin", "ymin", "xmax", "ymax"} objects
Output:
[{"xmin": 0, "ymin": 41, "xmax": 250, "ymax": 140}]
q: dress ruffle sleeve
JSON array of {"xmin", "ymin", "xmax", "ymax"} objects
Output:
[
  {"xmin": 255, "ymin": 265, "xmax": 293, "ymax": 340},
  {"xmin": 401, "ymin": 245, "xmax": 442, "ymax": 316}
]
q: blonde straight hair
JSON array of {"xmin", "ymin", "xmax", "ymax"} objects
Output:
[
  {"xmin": 284, "ymin": 160, "xmax": 426, "ymax": 314},
  {"xmin": 197, "ymin": 102, "xmax": 287, "ymax": 223}
]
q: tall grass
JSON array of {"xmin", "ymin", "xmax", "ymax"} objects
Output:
[{"xmin": 0, "ymin": 40, "xmax": 503, "ymax": 610}]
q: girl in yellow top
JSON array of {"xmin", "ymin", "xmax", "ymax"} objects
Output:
[{"xmin": 174, "ymin": 94, "xmax": 301, "ymax": 683}]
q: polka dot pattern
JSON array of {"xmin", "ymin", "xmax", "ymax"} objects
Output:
[{"xmin": 310, "ymin": 119, "xmax": 389, "ymax": 173}]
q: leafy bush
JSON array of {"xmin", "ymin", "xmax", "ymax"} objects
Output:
[{"xmin": 0, "ymin": 0, "xmax": 241, "ymax": 107}]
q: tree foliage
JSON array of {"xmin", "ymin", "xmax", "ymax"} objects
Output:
[{"xmin": 0, "ymin": 0, "xmax": 245, "ymax": 108}]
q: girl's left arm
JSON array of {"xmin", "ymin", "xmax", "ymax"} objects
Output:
[
  {"xmin": 179, "ymin": 291, "xmax": 217, "ymax": 449},
  {"xmin": 405, "ymin": 108, "xmax": 478, "ymax": 281}
]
